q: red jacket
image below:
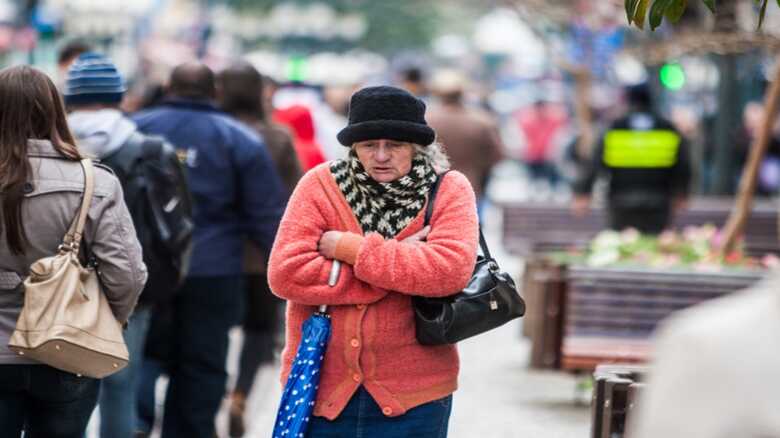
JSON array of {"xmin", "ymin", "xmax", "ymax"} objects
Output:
[
  {"xmin": 268, "ymin": 163, "xmax": 479, "ymax": 420},
  {"xmin": 273, "ymin": 105, "xmax": 326, "ymax": 171}
]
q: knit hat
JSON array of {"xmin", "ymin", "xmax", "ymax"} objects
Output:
[
  {"xmin": 337, "ymin": 86, "xmax": 436, "ymax": 147},
  {"xmin": 64, "ymin": 52, "xmax": 126, "ymax": 105}
]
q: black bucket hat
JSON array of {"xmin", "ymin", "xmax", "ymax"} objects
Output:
[{"xmin": 337, "ymin": 86, "xmax": 436, "ymax": 147}]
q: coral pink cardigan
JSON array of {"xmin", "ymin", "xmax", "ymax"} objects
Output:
[{"xmin": 268, "ymin": 163, "xmax": 479, "ymax": 420}]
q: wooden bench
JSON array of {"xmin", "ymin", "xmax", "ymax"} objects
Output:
[{"xmin": 501, "ymin": 198, "xmax": 779, "ymax": 257}]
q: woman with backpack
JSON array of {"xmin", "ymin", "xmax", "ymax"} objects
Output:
[{"xmin": 0, "ymin": 65, "xmax": 147, "ymax": 437}]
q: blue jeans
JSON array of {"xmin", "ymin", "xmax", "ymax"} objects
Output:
[
  {"xmin": 136, "ymin": 357, "xmax": 166, "ymax": 434},
  {"xmin": 0, "ymin": 364, "xmax": 99, "ymax": 438},
  {"xmin": 161, "ymin": 276, "xmax": 244, "ymax": 438},
  {"xmin": 308, "ymin": 387, "xmax": 453, "ymax": 438},
  {"xmin": 98, "ymin": 307, "xmax": 152, "ymax": 438}
]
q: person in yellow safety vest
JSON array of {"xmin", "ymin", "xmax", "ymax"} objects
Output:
[{"xmin": 572, "ymin": 83, "xmax": 692, "ymax": 234}]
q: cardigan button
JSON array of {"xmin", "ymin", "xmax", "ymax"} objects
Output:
[
  {"xmin": 357, "ymin": 304, "xmax": 366, "ymax": 310},
  {"xmin": 382, "ymin": 407, "xmax": 393, "ymax": 416},
  {"xmin": 350, "ymin": 338, "xmax": 360, "ymax": 348},
  {"xmin": 352, "ymin": 373, "xmax": 362, "ymax": 382}
]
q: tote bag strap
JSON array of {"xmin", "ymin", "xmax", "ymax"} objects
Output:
[
  {"xmin": 424, "ymin": 171, "xmax": 493, "ymax": 262},
  {"xmin": 61, "ymin": 159, "xmax": 95, "ymax": 252}
]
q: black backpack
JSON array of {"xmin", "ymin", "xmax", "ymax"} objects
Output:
[{"xmin": 103, "ymin": 132, "xmax": 194, "ymax": 308}]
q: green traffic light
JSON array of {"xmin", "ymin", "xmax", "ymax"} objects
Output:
[
  {"xmin": 286, "ymin": 57, "xmax": 307, "ymax": 83},
  {"xmin": 660, "ymin": 63, "xmax": 685, "ymax": 90}
]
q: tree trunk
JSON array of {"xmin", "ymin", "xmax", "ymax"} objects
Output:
[
  {"xmin": 719, "ymin": 58, "xmax": 780, "ymax": 255},
  {"xmin": 571, "ymin": 66, "xmax": 595, "ymax": 160}
]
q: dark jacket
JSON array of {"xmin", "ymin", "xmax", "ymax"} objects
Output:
[
  {"xmin": 235, "ymin": 115, "xmax": 303, "ymax": 275},
  {"xmin": 132, "ymin": 99, "xmax": 286, "ymax": 277},
  {"xmin": 574, "ymin": 111, "xmax": 692, "ymax": 209},
  {"xmin": 69, "ymin": 109, "xmax": 194, "ymax": 307},
  {"xmin": 236, "ymin": 116, "xmax": 302, "ymax": 195}
]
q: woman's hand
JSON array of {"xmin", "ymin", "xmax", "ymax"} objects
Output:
[
  {"xmin": 318, "ymin": 231, "xmax": 343, "ymax": 259},
  {"xmin": 402, "ymin": 226, "xmax": 430, "ymax": 244}
]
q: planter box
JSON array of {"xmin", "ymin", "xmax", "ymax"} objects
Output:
[{"xmin": 523, "ymin": 258, "xmax": 567, "ymax": 369}]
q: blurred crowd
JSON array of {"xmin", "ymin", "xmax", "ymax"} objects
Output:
[
  {"xmin": 0, "ymin": 16, "xmax": 778, "ymax": 434},
  {"xmin": 56, "ymin": 33, "xmax": 780, "ymax": 204}
]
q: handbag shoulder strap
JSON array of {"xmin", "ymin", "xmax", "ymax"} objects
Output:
[
  {"xmin": 424, "ymin": 171, "xmax": 494, "ymax": 262},
  {"xmin": 478, "ymin": 226, "xmax": 493, "ymax": 261},
  {"xmin": 424, "ymin": 171, "xmax": 450, "ymax": 227},
  {"xmin": 61, "ymin": 158, "xmax": 95, "ymax": 252}
]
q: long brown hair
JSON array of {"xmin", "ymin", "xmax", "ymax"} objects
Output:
[{"xmin": 0, "ymin": 65, "xmax": 81, "ymax": 255}]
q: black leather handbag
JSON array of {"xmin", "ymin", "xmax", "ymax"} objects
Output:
[{"xmin": 413, "ymin": 172, "xmax": 526, "ymax": 345}]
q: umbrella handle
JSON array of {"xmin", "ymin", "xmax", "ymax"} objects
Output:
[
  {"xmin": 319, "ymin": 260, "xmax": 341, "ymax": 314},
  {"xmin": 328, "ymin": 260, "xmax": 341, "ymax": 287}
]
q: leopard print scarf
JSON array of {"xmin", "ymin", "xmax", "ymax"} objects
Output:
[{"xmin": 330, "ymin": 151, "xmax": 437, "ymax": 239}]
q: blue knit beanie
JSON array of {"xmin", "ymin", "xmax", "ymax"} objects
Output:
[{"xmin": 64, "ymin": 52, "xmax": 126, "ymax": 105}]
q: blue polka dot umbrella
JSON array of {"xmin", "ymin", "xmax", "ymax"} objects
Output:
[{"xmin": 272, "ymin": 261, "xmax": 340, "ymax": 438}]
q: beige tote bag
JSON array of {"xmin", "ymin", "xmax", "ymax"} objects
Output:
[{"xmin": 8, "ymin": 158, "xmax": 129, "ymax": 378}]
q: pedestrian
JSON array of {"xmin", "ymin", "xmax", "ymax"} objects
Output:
[
  {"xmin": 0, "ymin": 65, "xmax": 147, "ymax": 438},
  {"xmin": 64, "ymin": 53, "xmax": 193, "ymax": 438},
  {"xmin": 267, "ymin": 85, "xmax": 479, "ymax": 437},
  {"xmin": 273, "ymin": 104, "xmax": 327, "ymax": 171},
  {"xmin": 515, "ymin": 98, "xmax": 568, "ymax": 187},
  {"xmin": 132, "ymin": 62, "xmax": 286, "ymax": 438},
  {"xmin": 216, "ymin": 61, "xmax": 303, "ymax": 438},
  {"xmin": 572, "ymin": 83, "xmax": 692, "ymax": 234},
  {"xmin": 56, "ymin": 40, "xmax": 91, "ymax": 89},
  {"xmin": 399, "ymin": 66, "xmax": 428, "ymax": 99},
  {"xmin": 628, "ymin": 269, "xmax": 780, "ymax": 438},
  {"xmin": 316, "ymin": 85, "xmax": 352, "ymax": 162},
  {"xmin": 426, "ymin": 69, "xmax": 504, "ymax": 217}
]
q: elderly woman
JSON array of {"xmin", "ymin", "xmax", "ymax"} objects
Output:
[{"xmin": 268, "ymin": 86, "xmax": 479, "ymax": 437}]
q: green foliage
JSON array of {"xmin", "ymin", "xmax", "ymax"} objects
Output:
[
  {"xmin": 626, "ymin": 0, "xmax": 777, "ymax": 30},
  {"xmin": 665, "ymin": 0, "xmax": 688, "ymax": 22},
  {"xmin": 649, "ymin": 0, "xmax": 673, "ymax": 29},
  {"xmin": 222, "ymin": 0, "xmax": 441, "ymax": 53},
  {"xmin": 632, "ymin": 0, "xmax": 650, "ymax": 29},
  {"xmin": 356, "ymin": 0, "xmax": 439, "ymax": 53}
]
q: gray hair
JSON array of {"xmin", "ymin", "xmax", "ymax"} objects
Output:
[{"xmin": 415, "ymin": 142, "xmax": 451, "ymax": 173}]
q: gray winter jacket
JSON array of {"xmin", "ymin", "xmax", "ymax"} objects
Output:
[{"xmin": 0, "ymin": 139, "xmax": 147, "ymax": 364}]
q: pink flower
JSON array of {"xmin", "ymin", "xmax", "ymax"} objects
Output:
[
  {"xmin": 762, "ymin": 254, "xmax": 780, "ymax": 269},
  {"xmin": 658, "ymin": 231, "xmax": 679, "ymax": 251},
  {"xmin": 620, "ymin": 228, "xmax": 641, "ymax": 244}
]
